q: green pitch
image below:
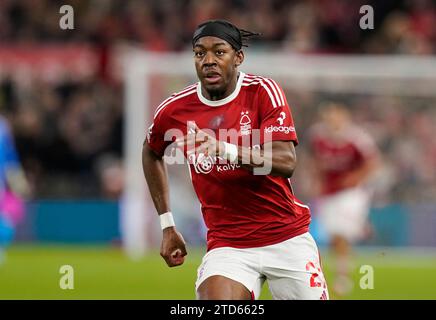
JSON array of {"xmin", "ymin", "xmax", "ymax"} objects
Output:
[{"xmin": 0, "ymin": 245, "xmax": 435, "ymax": 300}]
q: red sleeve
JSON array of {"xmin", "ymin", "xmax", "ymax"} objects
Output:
[
  {"xmin": 258, "ymin": 79, "xmax": 298, "ymax": 146},
  {"xmin": 145, "ymin": 106, "xmax": 172, "ymax": 158}
]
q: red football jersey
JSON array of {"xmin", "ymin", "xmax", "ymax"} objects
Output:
[
  {"xmin": 309, "ymin": 122, "xmax": 377, "ymax": 195},
  {"xmin": 146, "ymin": 72, "xmax": 311, "ymax": 251}
]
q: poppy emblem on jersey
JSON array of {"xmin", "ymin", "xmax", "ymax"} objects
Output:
[
  {"xmin": 239, "ymin": 111, "xmax": 251, "ymax": 136},
  {"xmin": 209, "ymin": 115, "xmax": 225, "ymax": 129},
  {"xmin": 189, "ymin": 152, "xmax": 215, "ymax": 174}
]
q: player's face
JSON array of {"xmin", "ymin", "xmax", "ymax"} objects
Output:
[
  {"xmin": 193, "ymin": 36, "xmax": 244, "ymax": 100},
  {"xmin": 321, "ymin": 104, "xmax": 350, "ymax": 131}
]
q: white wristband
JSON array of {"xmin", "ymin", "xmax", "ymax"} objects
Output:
[
  {"xmin": 223, "ymin": 142, "xmax": 238, "ymax": 163},
  {"xmin": 160, "ymin": 211, "xmax": 175, "ymax": 230}
]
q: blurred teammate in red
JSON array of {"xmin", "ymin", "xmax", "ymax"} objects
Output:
[
  {"xmin": 142, "ymin": 20, "xmax": 328, "ymax": 300},
  {"xmin": 308, "ymin": 102, "xmax": 380, "ymax": 297}
]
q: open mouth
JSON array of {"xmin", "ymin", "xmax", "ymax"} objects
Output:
[{"xmin": 204, "ymin": 72, "xmax": 221, "ymax": 84}]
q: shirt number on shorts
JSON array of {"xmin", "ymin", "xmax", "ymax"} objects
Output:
[{"xmin": 306, "ymin": 261, "xmax": 323, "ymax": 288}]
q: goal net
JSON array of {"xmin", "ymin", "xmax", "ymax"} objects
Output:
[{"xmin": 122, "ymin": 49, "xmax": 436, "ymax": 258}]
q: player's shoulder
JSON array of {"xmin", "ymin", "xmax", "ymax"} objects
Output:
[
  {"xmin": 345, "ymin": 124, "xmax": 374, "ymax": 142},
  {"xmin": 242, "ymin": 73, "xmax": 286, "ymax": 108},
  {"xmin": 242, "ymin": 73, "xmax": 283, "ymax": 91},
  {"xmin": 344, "ymin": 124, "xmax": 377, "ymax": 150},
  {"xmin": 153, "ymin": 82, "xmax": 198, "ymax": 119}
]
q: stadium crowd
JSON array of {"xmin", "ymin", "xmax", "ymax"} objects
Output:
[
  {"xmin": 0, "ymin": 0, "xmax": 434, "ymax": 54},
  {"xmin": 0, "ymin": 0, "xmax": 435, "ymax": 202}
]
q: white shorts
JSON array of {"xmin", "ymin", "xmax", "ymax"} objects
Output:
[
  {"xmin": 195, "ymin": 232, "xmax": 329, "ymax": 300},
  {"xmin": 317, "ymin": 187, "xmax": 371, "ymax": 243}
]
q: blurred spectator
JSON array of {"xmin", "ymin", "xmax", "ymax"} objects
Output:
[
  {"xmin": 96, "ymin": 154, "xmax": 125, "ymax": 199},
  {"xmin": 0, "ymin": 74, "xmax": 123, "ymax": 198}
]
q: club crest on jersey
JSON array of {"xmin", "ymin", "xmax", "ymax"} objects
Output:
[
  {"xmin": 189, "ymin": 153, "xmax": 215, "ymax": 174},
  {"xmin": 239, "ymin": 111, "xmax": 252, "ymax": 136}
]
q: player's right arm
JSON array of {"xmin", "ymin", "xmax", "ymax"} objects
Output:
[
  {"xmin": 142, "ymin": 140, "xmax": 187, "ymax": 267},
  {"xmin": 142, "ymin": 99, "xmax": 188, "ymax": 267}
]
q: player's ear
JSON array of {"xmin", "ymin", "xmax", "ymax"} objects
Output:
[{"xmin": 235, "ymin": 50, "xmax": 244, "ymax": 67}]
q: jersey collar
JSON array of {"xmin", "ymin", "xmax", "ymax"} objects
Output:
[{"xmin": 197, "ymin": 72, "xmax": 245, "ymax": 107}]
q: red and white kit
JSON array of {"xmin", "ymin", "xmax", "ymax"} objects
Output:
[
  {"xmin": 309, "ymin": 122, "xmax": 378, "ymax": 242},
  {"xmin": 147, "ymin": 72, "xmax": 328, "ymax": 299}
]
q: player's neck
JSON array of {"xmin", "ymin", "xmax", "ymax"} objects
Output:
[{"xmin": 203, "ymin": 73, "xmax": 239, "ymax": 101}]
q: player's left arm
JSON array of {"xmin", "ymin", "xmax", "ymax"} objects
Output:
[
  {"xmin": 242, "ymin": 78, "xmax": 299, "ymax": 177},
  {"xmin": 237, "ymin": 140, "xmax": 296, "ymax": 177},
  {"xmin": 340, "ymin": 152, "xmax": 380, "ymax": 189},
  {"xmin": 176, "ymin": 123, "xmax": 297, "ymax": 178}
]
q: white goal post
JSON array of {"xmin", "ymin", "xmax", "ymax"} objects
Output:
[{"xmin": 121, "ymin": 49, "xmax": 436, "ymax": 258}]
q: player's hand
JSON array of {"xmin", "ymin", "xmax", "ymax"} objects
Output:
[
  {"xmin": 160, "ymin": 227, "xmax": 188, "ymax": 267},
  {"xmin": 175, "ymin": 122, "xmax": 225, "ymax": 158}
]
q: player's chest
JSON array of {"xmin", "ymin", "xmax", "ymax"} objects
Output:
[
  {"xmin": 315, "ymin": 140, "xmax": 359, "ymax": 167},
  {"xmin": 171, "ymin": 101, "xmax": 260, "ymax": 136}
]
